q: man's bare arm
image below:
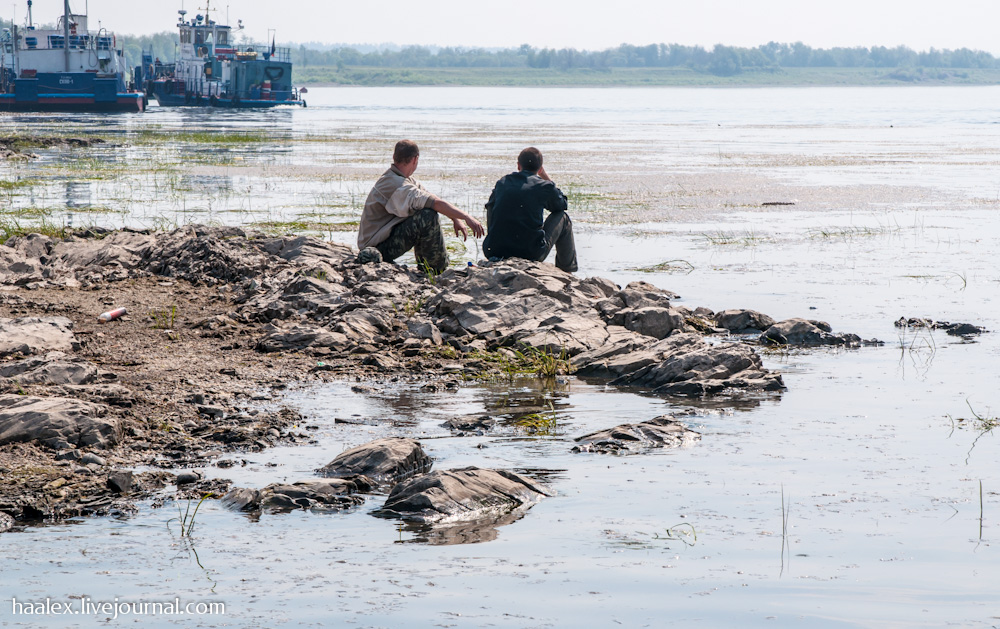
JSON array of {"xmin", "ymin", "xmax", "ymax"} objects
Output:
[{"xmin": 432, "ymin": 199, "xmax": 485, "ymax": 240}]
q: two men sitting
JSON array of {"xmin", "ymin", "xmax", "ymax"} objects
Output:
[{"xmin": 358, "ymin": 140, "xmax": 577, "ymax": 273}]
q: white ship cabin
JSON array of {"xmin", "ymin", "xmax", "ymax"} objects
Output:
[{"xmin": 8, "ymin": 13, "xmax": 122, "ymax": 76}]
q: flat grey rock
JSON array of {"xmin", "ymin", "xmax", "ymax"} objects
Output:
[
  {"xmin": 0, "ymin": 317, "xmax": 77, "ymax": 358},
  {"xmin": 0, "ymin": 395, "xmax": 118, "ymax": 448}
]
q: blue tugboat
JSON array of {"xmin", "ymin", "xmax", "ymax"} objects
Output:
[
  {"xmin": 138, "ymin": 2, "xmax": 305, "ymax": 108},
  {"xmin": 0, "ymin": 1, "xmax": 145, "ymax": 112}
]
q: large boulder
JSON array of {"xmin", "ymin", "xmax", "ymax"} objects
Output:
[
  {"xmin": 714, "ymin": 309, "xmax": 776, "ymax": 334},
  {"xmin": 572, "ymin": 416, "xmax": 700, "ymax": 453},
  {"xmin": 373, "ymin": 467, "xmax": 553, "ymax": 524},
  {"xmin": 0, "ymin": 511, "xmax": 13, "ymax": 533},
  {"xmin": 317, "ymin": 437, "xmax": 432, "ymax": 486},
  {"xmin": 0, "ymin": 395, "xmax": 118, "ymax": 448},
  {"xmin": 222, "ymin": 476, "xmax": 376, "ymax": 513},
  {"xmin": 0, "ymin": 317, "xmax": 78, "ymax": 358}
]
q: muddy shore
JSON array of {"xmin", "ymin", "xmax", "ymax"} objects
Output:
[{"xmin": 0, "ymin": 224, "xmax": 879, "ymax": 527}]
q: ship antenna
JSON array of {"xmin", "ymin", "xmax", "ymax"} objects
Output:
[{"xmin": 26, "ymin": 0, "xmax": 32, "ymax": 28}]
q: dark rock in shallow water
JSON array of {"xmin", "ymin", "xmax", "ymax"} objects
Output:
[
  {"xmin": 0, "ymin": 395, "xmax": 118, "ymax": 448},
  {"xmin": 222, "ymin": 476, "xmax": 375, "ymax": 513},
  {"xmin": 894, "ymin": 317, "xmax": 987, "ymax": 337},
  {"xmin": 572, "ymin": 416, "xmax": 700, "ymax": 453},
  {"xmin": 317, "ymin": 437, "xmax": 432, "ymax": 486},
  {"xmin": 761, "ymin": 318, "xmax": 861, "ymax": 347},
  {"xmin": 441, "ymin": 415, "xmax": 496, "ymax": 435},
  {"xmin": 373, "ymin": 467, "xmax": 553, "ymax": 524}
]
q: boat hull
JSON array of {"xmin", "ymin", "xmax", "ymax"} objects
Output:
[{"xmin": 0, "ymin": 94, "xmax": 145, "ymax": 112}]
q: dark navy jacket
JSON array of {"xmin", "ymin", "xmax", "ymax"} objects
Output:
[{"xmin": 482, "ymin": 170, "xmax": 568, "ymax": 261}]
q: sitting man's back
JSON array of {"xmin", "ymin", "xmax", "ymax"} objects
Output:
[{"xmin": 482, "ymin": 147, "xmax": 578, "ymax": 273}]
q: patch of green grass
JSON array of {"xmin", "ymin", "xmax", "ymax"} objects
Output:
[
  {"xmin": 150, "ymin": 306, "xmax": 178, "ymax": 330},
  {"xmin": 0, "ymin": 179, "xmax": 38, "ymax": 191},
  {"xmin": 0, "ymin": 216, "xmax": 69, "ymax": 242},
  {"xmin": 468, "ymin": 344, "xmax": 574, "ymax": 382},
  {"xmin": 133, "ymin": 129, "xmax": 278, "ymax": 145}
]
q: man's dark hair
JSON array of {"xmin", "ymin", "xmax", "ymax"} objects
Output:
[
  {"xmin": 393, "ymin": 140, "xmax": 420, "ymax": 165},
  {"xmin": 517, "ymin": 147, "xmax": 543, "ymax": 172}
]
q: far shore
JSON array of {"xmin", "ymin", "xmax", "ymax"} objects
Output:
[{"xmin": 296, "ymin": 66, "xmax": 1000, "ymax": 88}]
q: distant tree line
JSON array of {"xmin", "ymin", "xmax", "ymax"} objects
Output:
[
  {"xmin": 106, "ymin": 34, "xmax": 1000, "ymax": 76},
  {"xmin": 291, "ymin": 42, "xmax": 1000, "ymax": 76}
]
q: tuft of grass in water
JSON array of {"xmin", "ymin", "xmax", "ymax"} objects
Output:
[
  {"xmin": 807, "ymin": 222, "xmax": 904, "ymax": 240},
  {"xmin": 168, "ymin": 494, "xmax": 212, "ymax": 538},
  {"xmin": 948, "ymin": 400, "xmax": 997, "ymax": 464},
  {"xmin": 633, "ymin": 259, "xmax": 695, "ymax": 274},
  {"xmin": 653, "ymin": 522, "xmax": 698, "ymax": 546},
  {"xmin": 514, "ymin": 401, "xmax": 558, "ymax": 435},
  {"xmin": 700, "ymin": 229, "xmax": 772, "ymax": 247}
]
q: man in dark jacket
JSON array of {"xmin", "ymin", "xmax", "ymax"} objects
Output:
[{"xmin": 482, "ymin": 147, "xmax": 578, "ymax": 272}]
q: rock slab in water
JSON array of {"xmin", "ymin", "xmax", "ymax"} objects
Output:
[
  {"xmin": 0, "ymin": 317, "xmax": 78, "ymax": 358},
  {"xmin": 0, "ymin": 395, "xmax": 118, "ymax": 448},
  {"xmin": 222, "ymin": 476, "xmax": 375, "ymax": 512},
  {"xmin": 572, "ymin": 415, "xmax": 700, "ymax": 453},
  {"xmin": 374, "ymin": 467, "xmax": 553, "ymax": 524},
  {"xmin": 317, "ymin": 437, "xmax": 432, "ymax": 485}
]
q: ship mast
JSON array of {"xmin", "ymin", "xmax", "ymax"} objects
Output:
[
  {"xmin": 63, "ymin": 0, "xmax": 70, "ymax": 71},
  {"xmin": 26, "ymin": 0, "xmax": 33, "ymax": 28}
]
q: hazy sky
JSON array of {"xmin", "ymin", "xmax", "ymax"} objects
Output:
[{"xmin": 21, "ymin": 1, "xmax": 1000, "ymax": 54}]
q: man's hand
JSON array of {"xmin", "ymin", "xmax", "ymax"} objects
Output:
[
  {"xmin": 452, "ymin": 216, "xmax": 485, "ymax": 240},
  {"xmin": 537, "ymin": 165, "xmax": 552, "ymax": 181}
]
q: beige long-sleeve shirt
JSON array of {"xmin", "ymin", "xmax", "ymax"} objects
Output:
[{"xmin": 357, "ymin": 165, "xmax": 439, "ymax": 249}]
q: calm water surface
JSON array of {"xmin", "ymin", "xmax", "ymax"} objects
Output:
[{"xmin": 1, "ymin": 87, "xmax": 999, "ymax": 628}]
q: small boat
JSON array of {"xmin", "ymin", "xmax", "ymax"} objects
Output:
[
  {"xmin": 0, "ymin": 1, "xmax": 145, "ymax": 112},
  {"xmin": 139, "ymin": 2, "xmax": 305, "ymax": 108}
]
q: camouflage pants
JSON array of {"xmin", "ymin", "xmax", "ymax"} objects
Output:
[{"xmin": 376, "ymin": 208, "xmax": 448, "ymax": 273}]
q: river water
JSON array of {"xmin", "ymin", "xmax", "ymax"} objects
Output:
[{"xmin": 1, "ymin": 87, "xmax": 999, "ymax": 627}]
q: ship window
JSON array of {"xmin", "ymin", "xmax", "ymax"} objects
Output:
[
  {"xmin": 217, "ymin": 30, "xmax": 228, "ymax": 45},
  {"xmin": 48, "ymin": 35, "xmax": 65, "ymax": 49},
  {"xmin": 180, "ymin": 28, "xmax": 191, "ymax": 44},
  {"xmin": 194, "ymin": 29, "xmax": 205, "ymax": 45},
  {"xmin": 70, "ymin": 35, "xmax": 87, "ymax": 49},
  {"xmin": 24, "ymin": 37, "xmax": 37, "ymax": 49},
  {"xmin": 97, "ymin": 36, "xmax": 112, "ymax": 50}
]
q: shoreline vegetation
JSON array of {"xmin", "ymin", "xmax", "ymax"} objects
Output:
[{"xmin": 294, "ymin": 66, "xmax": 1000, "ymax": 87}]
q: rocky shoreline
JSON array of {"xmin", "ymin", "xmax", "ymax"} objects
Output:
[{"xmin": 0, "ymin": 225, "xmax": 877, "ymax": 530}]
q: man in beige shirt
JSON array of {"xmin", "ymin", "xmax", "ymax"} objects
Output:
[{"xmin": 358, "ymin": 140, "xmax": 484, "ymax": 273}]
